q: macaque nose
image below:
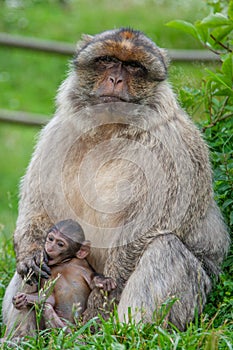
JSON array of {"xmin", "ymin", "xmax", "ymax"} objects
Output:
[
  {"xmin": 109, "ymin": 75, "xmax": 123, "ymax": 86},
  {"xmin": 46, "ymin": 243, "xmax": 54, "ymax": 252}
]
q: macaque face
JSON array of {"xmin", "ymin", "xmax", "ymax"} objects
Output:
[
  {"xmin": 74, "ymin": 29, "xmax": 167, "ymax": 106},
  {"xmin": 45, "ymin": 230, "xmax": 70, "ymax": 266},
  {"xmin": 92, "ymin": 56, "xmax": 148, "ymax": 103}
]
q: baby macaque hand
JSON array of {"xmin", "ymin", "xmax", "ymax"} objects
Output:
[
  {"xmin": 12, "ymin": 293, "xmax": 28, "ymax": 310},
  {"xmin": 93, "ymin": 276, "xmax": 117, "ymax": 292}
]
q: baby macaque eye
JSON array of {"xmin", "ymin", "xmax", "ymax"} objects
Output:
[
  {"xmin": 48, "ymin": 236, "xmax": 54, "ymax": 242},
  {"xmin": 58, "ymin": 241, "xmax": 64, "ymax": 248}
]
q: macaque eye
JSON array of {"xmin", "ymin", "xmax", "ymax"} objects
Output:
[
  {"xmin": 124, "ymin": 61, "xmax": 147, "ymax": 75},
  {"xmin": 48, "ymin": 236, "xmax": 54, "ymax": 242},
  {"xmin": 58, "ymin": 241, "xmax": 64, "ymax": 248},
  {"xmin": 94, "ymin": 56, "xmax": 119, "ymax": 67}
]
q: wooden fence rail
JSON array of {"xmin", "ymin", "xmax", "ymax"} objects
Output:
[
  {"xmin": 0, "ymin": 32, "xmax": 74, "ymax": 56},
  {"xmin": 0, "ymin": 109, "xmax": 49, "ymax": 127}
]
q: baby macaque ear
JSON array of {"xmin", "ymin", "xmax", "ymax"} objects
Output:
[{"xmin": 76, "ymin": 240, "xmax": 91, "ymax": 259}]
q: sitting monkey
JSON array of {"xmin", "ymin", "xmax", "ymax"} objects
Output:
[{"xmin": 12, "ymin": 219, "xmax": 116, "ymax": 330}]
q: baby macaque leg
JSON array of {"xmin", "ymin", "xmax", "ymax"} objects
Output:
[{"xmin": 43, "ymin": 303, "xmax": 71, "ymax": 332}]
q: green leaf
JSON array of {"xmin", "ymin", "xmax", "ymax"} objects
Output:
[
  {"xmin": 222, "ymin": 54, "xmax": 233, "ymax": 81},
  {"xmin": 211, "ymin": 24, "xmax": 233, "ymax": 43},
  {"xmin": 228, "ymin": 0, "xmax": 233, "ymax": 20},
  {"xmin": 166, "ymin": 20, "xmax": 199, "ymax": 40},
  {"xmin": 195, "ymin": 21, "xmax": 209, "ymax": 43},
  {"xmin": 230, "ymin": 211, "xmax": 233, "ymax": 225},
  {"xmin": 200, "ymin": 13, "xmax": 231, "ymax": 28},
  {"xmin": 205, "ymin": 69, "xmax": 233, "ymax": 94},
  {"xmin": 222, "ymin": 199, "xmax": 233, "ymax": 209}
]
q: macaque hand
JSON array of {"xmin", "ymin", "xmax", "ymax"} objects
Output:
[
  {"xmin": 17, "ymin": 249, "xmax": 51, "ymax": 284},
  {"xmin": 12, "ymin": 293, "xmax": 29, "ymax": 310},
  {"xmin": 93, "ymin": 276, "xmax": 117, "ymax": 292}
]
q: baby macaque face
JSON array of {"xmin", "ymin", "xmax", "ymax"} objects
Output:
[{"xmin": 45, "ymin": 230, "xmax": 70, "ymax": 266}]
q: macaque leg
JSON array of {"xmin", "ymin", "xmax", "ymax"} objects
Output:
[
  {"xmin": 117, "ymin": 234, "xmax": 212, "ymax": 330},
  {"xmin": 43, "ymin": 303, "xmax": 71, "ymax": 332},
  {"xmin": 2, "ymin": 272, "xmax": 38, "ymax": 338}
]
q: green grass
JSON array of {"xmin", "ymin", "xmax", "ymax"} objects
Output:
[
  {"xmin": 0, "ymin": 0, "xmax": 209, "ymax": 48},
  {"xmin": 0, "ymin": 0, "xmax": 232, "ymax": 348},
  {"xmin": 1, "ymin": 308, "xmax": 232, "ymax": 349}
]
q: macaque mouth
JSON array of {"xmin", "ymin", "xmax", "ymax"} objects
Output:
[
  {"xmin": 99, "ymin": 95, "xmax": 127, "ymax": 103},
  {"xmin": 47, "ymin": 254, "xmax": 59, "ymax": 266},
  {"xmin": 47, "ymin": 255, "xmax": 54, "ymax": 264},
  {"xmin": 47, "ymin": 257, "xmax": 60, "ymax": 266}
]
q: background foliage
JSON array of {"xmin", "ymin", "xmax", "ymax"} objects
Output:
[
  {"xmin": 168, "ymin": 0, "xmax": 233, "ymax": 328},
  {"xmin": 0, "ymin": 0, "xmax": 232, "ymax": 348}
]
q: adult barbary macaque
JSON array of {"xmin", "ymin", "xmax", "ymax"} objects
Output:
[
  {"xmin": 12, "ymin": 219, "xmax": 116, "ymax": 331},
  {"xmin": 2, "ymin": 28, "xmax": 229, "ymax": 334}
]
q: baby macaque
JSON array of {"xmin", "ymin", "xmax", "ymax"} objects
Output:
[{"xmin": 12, "ymin": 219, "xmax": 116, "ymax": 330}]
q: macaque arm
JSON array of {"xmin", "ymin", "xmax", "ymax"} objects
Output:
[
  {"xmin": 13, "ymin": 291, "xmax": 55, "ymax": 310},
  {"xmin": 81, "ymin": 262, "xmax": 117, "ymax": 291},
  {"xmin": 13, "ymin": 292, "xmax": 68, "ymax": 330},
  {"xmin": 12, "ymin": 292, "xmax": 40, "ymax": 310}
]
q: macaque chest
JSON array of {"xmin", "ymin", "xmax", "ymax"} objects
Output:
[{"xmin": 52, "ymin": 265, "xmax": 91, "ymax": 322}]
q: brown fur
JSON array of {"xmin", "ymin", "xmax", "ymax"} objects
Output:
[{"xmin": 2, "ymin": 28, "xmax": 229, "ymax": 336}]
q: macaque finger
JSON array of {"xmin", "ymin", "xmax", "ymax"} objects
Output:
[
  {"xmin": 12, "ymin": 294, "xmax": 28, "ymax": 309},
  {"xmin": 33, "ymin": 255, "xmax": 51, "ymax": 278},
  {"xmin": 13, "ymin": 293, "xmax": 25, "ymax": 301},
  {"xmin": 41, "ymin": 251, "xmax": 51, "ymax": 275},
  {"xmin": 17, "ymin": 261, "xmax": 30, "ymax": 279},
  {"xmin": 28, "ymin": 273, "xmax": 39, "ymax": 286},
  {"xmin": 110, "ymin": 279, "xmax": 117, "ymax": 290},
  {"xmin": 14, "ymin": 301, "xmax": 27, "ymax": 309},
  {"xmin": 95, "ymin": 281, "xmax": 104, "ymax": 288},
  {"xmin": 43, "ymin": 250, "xmax": 49, "ymax": 264},
  {"xmin": 101, "ymin": 278, "xmax": 117, "ymax": 291},
  {"xmin": 31, "ymin": 260, "xmax": 50, "ymax": 280},
  {"xmin": 107, "ymin": 279, "xmax": 114, "ymax": 291},
  {"xmin": 40, "ymin": 262, "xmax": 51, "ymax": 277},
  {"xmin": 103, "ymin": 280, "xmax": 110, "ymax": 291}
]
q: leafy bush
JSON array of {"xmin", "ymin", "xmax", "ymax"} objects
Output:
[{"xmin": 168, "ymin": 0, "xmax": 233, "ymax": 325}]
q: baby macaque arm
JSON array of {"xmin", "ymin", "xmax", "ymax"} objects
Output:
[
  {"xmin": 76, "ymin": 240, "xmax": 116, "ymax": 291},
  {"xmin": 13, "ymin": 292, "xmax": 55, "ymax": 310},
  {"xmin": 81, "ymin": 262, "xmax": 117, "ymax": 291}
]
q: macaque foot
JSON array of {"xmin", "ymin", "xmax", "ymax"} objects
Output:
[{"xmin": 93, "ymin": 276, "xmax": 117, "ymax": 291}]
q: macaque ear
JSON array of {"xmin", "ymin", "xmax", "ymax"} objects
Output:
[
  {"xmin": 76, "ymin": 240, "xmax": 91, "ymax": 259},
  {"xmin": 76, "ymin": 34, "xmax": 93, "ymax": 52}
]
